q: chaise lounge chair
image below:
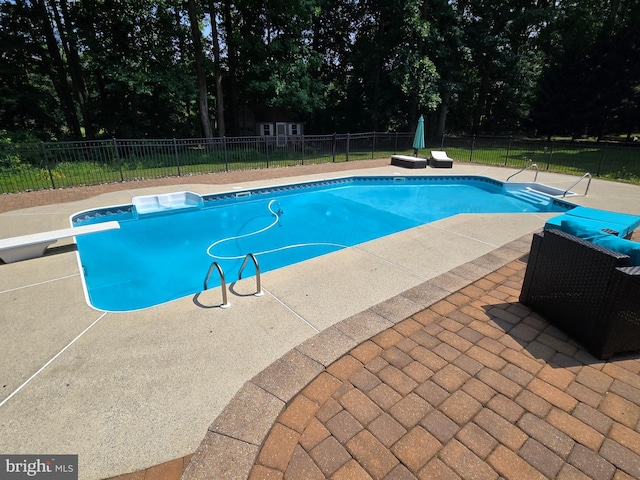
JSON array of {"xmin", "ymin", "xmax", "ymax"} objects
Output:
[
  {"xmin": 429, "ymin": 151, "xmax": 453, "ymax": 168},
  {"xmin": 390, "ymin": 154, "xmax": 428, "ymax": 169}
]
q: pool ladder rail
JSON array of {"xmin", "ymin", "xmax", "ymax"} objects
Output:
[
  {"xmin": 506, "ymin": 163, "xmax": 539, "ymax": 182},
  {"xmin": 204, "ymin": 261, "xmax": 231, "ymax": 308},
  {"xmin": 506, "ymin": 164, "xmax": 591, "ymax": 197},
  {"xmin": 203, "ymin": 253, "xmax": 263, "ymax": 308},
  {"xmin": 238, "ymin": 253, "xmax": 264, "ymax": 296},
  {"xmin": 563, "ymin": 172, "xmax": 591, "ymax": 197}
]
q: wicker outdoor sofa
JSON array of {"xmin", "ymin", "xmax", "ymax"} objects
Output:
[{"xmin": 520, "ymin": 229, "xmax": 640, "ymax": 360}]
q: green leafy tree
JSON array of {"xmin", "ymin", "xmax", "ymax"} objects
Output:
[
  {"xmin": 226, "ymin": 0, "xmax": 324, "ymax": 124},
  {"xmin": 311, "ymin": 0, "xmax": 438, "ymax": 132},
  {"xmin": 304, "ymin": 0, "xmax": 357, "ymax": 132},
  {"xmin": 532, "ymin": 0, "xmax": 640, "ymax": 139},
  {"xmin": 424, "ymin": 0, "xmax": 469, "ymax": 136},
  {"xmin": 389, "ymin": 0, "xmax": 439, "ymax": 130},
  {"xmin": 208, "ymin": 0, "xmax": 226, "ymax": 136},
  {"xmin": 15, "ymin": 0, "xmax": 83, "ymax": 137},
  {"xmin": 46, "ymin": 0, "xmax": 96, "ymax": 137},
  {"xmin": 0, "ymin": 0, "xmax": 63, "ymax": 138},
  {"xmin": 450, "ymin": 0, "xmax": 552, "ymax": 134},
  {"xmin": 2, "ymin": 0, "xmax": 638, "ymax": 140},
  {"xmin": 186, "ymin": 0, "xmax": 214, "ymax": 138},
  {"xmin": 76, "ymin": 0, "xmax": 197, "ymax": 137}
]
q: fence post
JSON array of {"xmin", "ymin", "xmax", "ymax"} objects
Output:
[
  {"xmin": 173, "ymin": 138, "xmax": 181, "ymax": 176},
  {"xmin": 504, "ymin": 136, "xmax": 512, "ymax": 166},
  {"xmin": 346, "ymin": 133, "xmax": 350, "ymax": 162},
  {"xmin": 596, "ymin": 140, "xmax": 608, "ymax": 177},
  {"xmin": 223, "ymin": 136, "xmax": 229, "ymax": 171},
  {"xmin": 371, "ymin": 131, "xmax": 376, "ymax": 159},
  {"xmin": 546, "ymin": 139, "xmax": 553, "ymax": 171},
  {"xmin": 113, "ymin": 138, "xmax": 124, "ymax": 182},
  {"xmin": 394, "ymin": 132, "xmax": 398, "ymax": 154},
  {"xmin": 441, "ymin": 133, "xmax": 446, "ymax": 149},
  {"xmin": 41, "ymin": 142, "xmax": 56, "ymax": 189},
  {"xmin": 332, "ymin": 134, "xmax": 336, "ymax": 163},
  {"xmin": 265, "ymin": 137, "xmax": 270, "ymax": 168},
  {"xmin": 301, "ymin": 134, "xmax": 305, "ymax": 165},
  {"xmin": 469, "ymin": 135, "xmax": 475, "ymax": 162}
]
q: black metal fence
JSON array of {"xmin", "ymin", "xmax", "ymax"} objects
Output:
[
  {"xmin": 1, "ymin": 133, "xmax": 639, "ymax": 194},
  {"xmin": 439, "ymin": 135, "xmax": 640, "ymax": 184}
]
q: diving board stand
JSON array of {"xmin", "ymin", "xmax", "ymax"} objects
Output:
[{"xmin": 0, "ymin": 221, "xmax": 120, "ymax": 263}]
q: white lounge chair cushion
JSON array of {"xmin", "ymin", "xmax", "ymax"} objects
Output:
[{"xmin": 431, "ymin": 151, "xmax": 453, "ymax": 160}]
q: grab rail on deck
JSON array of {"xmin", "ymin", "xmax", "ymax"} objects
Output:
[
  {"xmin": 507, "ymin": 163, "xmax": 539, "ymax": 182},
  {"xmin": 204, "ymin": 261, "xmax": 231, "ymax": 308},
  {"xmin": 563, "ymin": 172, "xmax": 592, "ymax": 197},
  {"xmin": 238, "ymin": 253, "xmax": 264, "ymax": 296}
]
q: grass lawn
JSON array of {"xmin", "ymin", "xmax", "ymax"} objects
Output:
[{"xmin": 444, "ymin": 142, "xmax": 639, "ymax": 184}]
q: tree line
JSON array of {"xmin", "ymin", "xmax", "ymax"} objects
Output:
[{"xmin": 1, "ymin": 0, "xmax": 638, "ymax": 142}]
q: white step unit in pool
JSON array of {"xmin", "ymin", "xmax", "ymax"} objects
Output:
[
  {"xmin": 503, "ymin": 182, "xmax": 576, "ymax": 198},
  {"xmin": 509, "ymin": 189, "xmax": 553, "ymax": 206},
  {"xmin": 132, "ymin": 191, "xmax": 204, "ymax": 217}
]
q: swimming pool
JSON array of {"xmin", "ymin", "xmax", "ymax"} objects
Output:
[{"xmin": 72, "ymin": 175, "xmax": 573, "ymax": 311}]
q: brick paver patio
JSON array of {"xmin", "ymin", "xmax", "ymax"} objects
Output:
[
  {"xmin": 4, "ymin": 161, "xmax": 639, "ymax": 480},
  {"xmin": 235, "ymin": 256, "xmax": 640, "ymax": 480}
]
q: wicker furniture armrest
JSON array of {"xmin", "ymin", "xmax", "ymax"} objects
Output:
[
  {"xmin": 597, "ymin": 266, "xmax": 640, "ymax": 359},
  {"xmin": 520, "ymin": 229, "xmax": 637, "ymax": 359}
]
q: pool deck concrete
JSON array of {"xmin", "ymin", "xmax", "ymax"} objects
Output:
[{"xmin": 1, "ymin": 159, "xmax": 639, "ymax": 480}]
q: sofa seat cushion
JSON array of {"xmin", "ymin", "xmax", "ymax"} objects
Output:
[{"xmin": 561, "ymin": 219, "xmax": 640, "ymax": 265}]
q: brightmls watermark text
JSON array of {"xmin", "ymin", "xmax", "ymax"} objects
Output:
[{"xmin": 1, "ymin": 456, "xmax": 77, "ymax": 480}]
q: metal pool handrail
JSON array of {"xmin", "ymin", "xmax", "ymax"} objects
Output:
[
  {"xmin": 563, "ymin": 172, "xmax": 592, "ymax": 197},
  {"xmin": 204, "ymin": 261, "xmax": 231, "ymax": 308},
  {"xmin": 507, "ymin": 163, "xmax": 539, "ymax": 182},
  {"xmin": 238, "ymin": 253, "xmax": 264, "ymax": 296}
]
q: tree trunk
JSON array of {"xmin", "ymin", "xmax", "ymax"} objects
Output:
[
  {"xmin": 222, "ymin": 0, "xmax": 238, "ymax": 135},
  {"xmin": 409, "ymin": 0, "xmax": 429, "ymax": 131},
  {"xmin": 472, "ymin": 58, "xmax": 492, "ymax": 135},
  {"xmin": 187, "ymin": 0, "xmax": 213, "ymax": 138},
  {"xmin": 32, "ymin": 0, "xmax": 81, "ymax": 137},
  {"xmin": 371, "ymin": 14, "xmax": 386, "ymax": 131},
  {"xmin": 437, "ymin": 89, "xmax": 451, "ymax": 136},
  {"xmin": 208, "ymin": 0, "xmax": 225, "ymax": 136},
  {"xmin": 408, "ymin": 93, "xmax": 418, "ymax": 132},
  {"xmin": 48, "ymin": 0, "xmax": 96, "ymax": 138}
]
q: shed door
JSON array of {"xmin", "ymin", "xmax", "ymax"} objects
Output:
[{"xmin": 276, "ymin": 122, "xmax": 287, "ymax": 147}]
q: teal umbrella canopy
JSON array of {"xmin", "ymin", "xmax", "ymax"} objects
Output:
[{"xmin": 412, "ymin": 115, "xmax": 425, "ymax": 155}]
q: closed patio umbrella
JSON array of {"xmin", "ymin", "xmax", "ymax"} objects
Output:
[{"xmin": 412, "ymin": 115, "xmax": 425, "ymax": 156}]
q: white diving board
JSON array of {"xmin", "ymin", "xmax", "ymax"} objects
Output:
[{"xmin": 0, "ymin": 221, "xmax": 120, "ymax": 264}]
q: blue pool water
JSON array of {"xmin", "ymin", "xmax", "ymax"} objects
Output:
[{"xmin": 73, "ymin": 176, "xmax": 571, "ymax": 311}]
